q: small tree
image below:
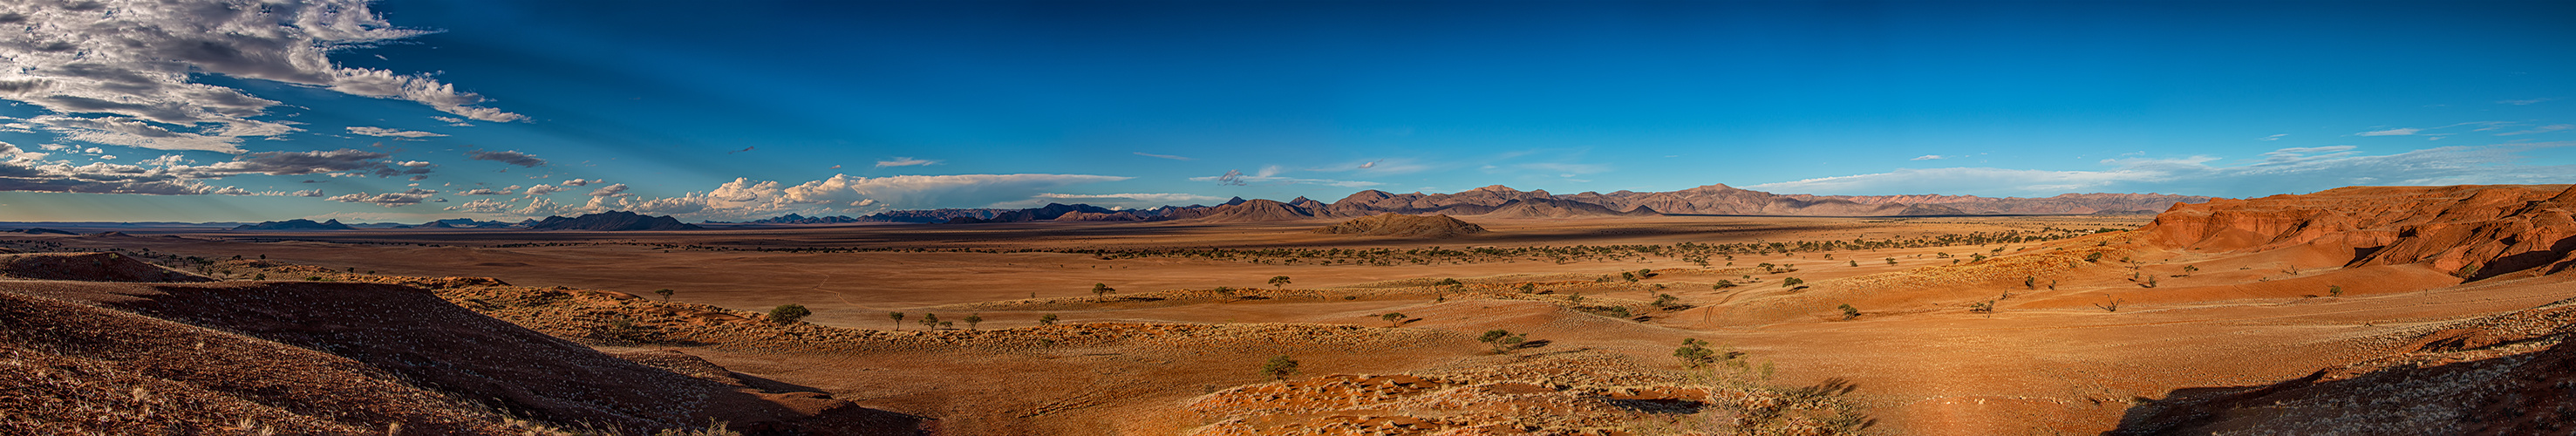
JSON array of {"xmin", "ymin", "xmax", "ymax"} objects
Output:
[
  {"xmin": 1849, "ymin": 260, "xmax": 1859, "ymax": 267},
  {"xmin": 1968, "ymin": 300, "xmax": 1995, "ymax": 317},
  {"xmin": 1884, "ymin": 257, "xmax": 1897, "ymax": 266},
  {"xmin": 767, "ymin": 304, "xmax": 811, "ymax": 324},
  {"xmin": 2024, "ymin": 276, "xmax": 2036, "ymax": 290},
  {"xmin": 1637, "ymin": 269, "xmax": 1655, "ymax": 279},
  {"xmin": 2328, "ymin": 285, "xmax": 2343, "ymax": 297},
  {"xmin": 1782, "ymin": 277, "xmax": 1804, "ymax": 288},
  {"xmin": 1712, "ymin": 280, "xmax": 1736, "ymax": 290},
  {"xmin": 2093, "ymin": 297, "xmax": 2123, "ymax": 312},
  {"xmin": 889, "ymin": 311, "xmax": 905, "ymax": 330},
  {"xmin": 920, "ymin": 313, "xmax": 941, "ymax": 329},
  {"xmin": 1268, "ymin": 276, "xmax": 1291, "ymax": 289},
  {"xmin": 1091, "ymin": 283, "xmax": 1114, "ymax": 297},
  {"xmin": 1837, "ymin": 303, "xmax": 1860, "ymax": 320},
  {"xmin": 1039, "ymin": 313, "xmax": 1059, "ymax": 325},
  {"xmin": 1478, "ymin": 329, "xmax": 1529, "ymax": 354},
  {"xmin": 1621, "ymin": 271, "xmax": 1639, "ymax": 283},
  {"xmin": 1380, "ymin": 312, "xmax": 1406, "ymax": 327},
  {"xmin": 1652, "ymin": 293, "xmax": 1681, "ymax": 310},
  {"xmin": 1674, "ymin": 338, "xmax": 1718, "ymax": 368},
  {"xmin": 654, "ymin": 289, "xmax": 675, "ymax": 301},
  {"xmin": 1259, "ymin": 355, "xmax": 1300, "ymax": 380},
  {"xmin": 964, "ymin": 313, "xmax": 984, "ymax": 330}
]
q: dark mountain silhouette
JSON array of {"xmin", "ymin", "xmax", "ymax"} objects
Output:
[
  {"xmin": 528, "ymin": 212, "xmax": 702, "ymax": 231},
  {"xmin": 231, "ymin": 219, "xmax": 354, "ymax": 230}
]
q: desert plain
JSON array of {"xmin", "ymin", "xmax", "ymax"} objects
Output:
[{"xmin": 7, "ymin": 185, "xmax": 2575, "ymax": 435}]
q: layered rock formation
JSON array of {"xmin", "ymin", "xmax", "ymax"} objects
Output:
[{"xmin": 2138, "ymin": 184, "xmax": 2576, "ymax": 282}]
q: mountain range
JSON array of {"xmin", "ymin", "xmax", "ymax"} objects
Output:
[{"xmin": 728, "ymin": 184, "xmax": 2212, "ymax": 224}]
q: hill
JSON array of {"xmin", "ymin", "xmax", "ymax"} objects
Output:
[
  {"xmin": 230, "ymin": 219, "xmax": 354, "ymax": 230},
  {"xmin": 2138, "ymin": 184, "xmax": 2576, "ymax": 281},
  {"xmin": 1473, "ymin": 197, "xmax": 1661, "ymax": 219},
  {"xmin": 1312, "ymin": 214, "xmax": 1489, "ymax": 237},
  {"xmin": 0, "ymin": 257, "xmax": 923, "ymax": 434},
  {"xmin": 528, "ymin": 211, "xmax": 703, "ymax": 231},
  {"xmin": 1169, "ymin": 199, "xmax": 1325, "ymax": 222}
]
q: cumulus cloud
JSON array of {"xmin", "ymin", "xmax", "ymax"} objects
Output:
[
  {"xmin": 444, "ymin": 198, "xmax": 511, "ymax": 213},
  {"xmin": 523, "ymin": 184, "xmax": 569, "ymax": 194},
  {"xmin": 586, "ymin": 183, "xmax": 630, "ymax": 197},
  {"xmin": 2356, "ymin": 127, "xmax": 2421, "ymax": 136},
  {"xmin": 1911, "ymin": 154, "xmax": 1946, "ymax": 160},
  {"xmin": 0, "ymin": 142, "xmax": 430, "ymax": 194},
  {"xmin": 1746, "ymin": 143, "xmax": 2576, "ymax": 198},
  {"xmin": 561, "ymin": 178, "xmax": 596, "ymax": 187},
  {"xmin": 551, "ymin": 174, "xmax": 1133, "ymax": 221},
  {"xmin": 346, "ymin": 126, "xmax": 444, "ymax": 138},
  {"xmin": 325, "ymin": 188, "xmax": 437, "ymax": 208},
  {"xmin": 457, "ymin": 185, "xmax": 518, "ymax": 195},
  {"xmin": 466, "ymin": 150, "xmax": 547, "ymax": 167},
  {"xmin": 875, "ymin": 157, "xmax": 938, "ymax": 167},
  {"xmin": 0, "ymin": 0, "xmax": 521, "ymax": 155}
]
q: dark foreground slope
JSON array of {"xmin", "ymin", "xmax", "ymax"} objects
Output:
[{"xmin": 0, "ymin": 254, "xmax": 923, "ymax": 435}]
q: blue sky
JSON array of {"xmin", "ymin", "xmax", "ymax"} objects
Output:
[{"xmin": 1, "ymin": 0, "xmax": 2569, "ymax": 222}]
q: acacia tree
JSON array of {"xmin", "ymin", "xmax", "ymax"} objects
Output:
[
  {"xmin": 919, "ymin": 313, "xmax": 941, "ymax": 330},
  {"xmin": 1091, "ymin": 283, "xmax": 1114, "ymax": 297},
  {"xmin": 1674, "ymin": 338, "xmax": 1718, "ymax": 368},
  {"xmin": 889, "ymin": 311, "xmax": 905, "ymax": 330},
  {"xmin": 1380, "ymin": 312, "xmax": 1405, "ymax": 327},
  {"xmin": 1268, "ymin": 276, "xmax": 1291, "ymax": 289},
  {"xmin": 653, "ymin": 289, "xmax": 675, "ymax": 301},
  {"xmin": 1478, "ymin": 329, "xmax": 1529, "ymax": 354},
  {"xmin": 964, "ymin": 313, "xmax": 984, "ymax": 330},
  {"xmin": 1039, "ymin": 313, "xmax": 1060, "ymax": 325}
]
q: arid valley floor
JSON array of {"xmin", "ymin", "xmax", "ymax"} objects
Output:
[{"xmin": 8, "ymin": 185, "xmax": 2576, "ymax": 435}]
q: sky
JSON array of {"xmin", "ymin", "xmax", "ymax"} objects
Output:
[{"xmin": 0, "ymin": 0, "xmax": 2570, "ymax": 223}]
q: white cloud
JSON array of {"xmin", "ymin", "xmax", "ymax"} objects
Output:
[
  {"xmin": 1036, "ymin": 193, "xmax": 1226, "ymax": 207},
  {"xmin": 1747, "ymin": 142, "xmax": 2576, "ymax": 198},
  {"xmin": 457, "ymin": 185, "xmax": 519, "ymax": 195},
  {"xmin": 875, "ymin": 157, "xmax": 939, "ymax": 167},
  {"xmin": 587, "ymin": 183, "xmax": 630, "ymax": 197},
  {"xmin": 523, "ymin": 184, "xmax": 569, "ymax": 194},
  {"xmin": 444, "ymin": 198, "xmax": 512, "ymax": 213},
  {"xmin": 346, "ymin": 126, "xmax": 445, "ymax": 138},
  {"xmin": 2260, "ymin": 133, "xmax": 2287, "ymax": 141},
  {"xmin": 1911, "ymin": 154, "xmax": 1946, "ymax": 160},
  {"xmin": 550, "ymin": 174, "xmax": 1134, "ymax": 221},
  {"xmin": 325, "ymin": 188, "xmax": 437, "ymax": 208},
  {"xmin": 1134, "ymin": 152, "xmax": 1194, "ymax": 160},
  {"xmin": 561, "ymin": 178, "xmax": 596, "ymax": 187},
  {"xmin": 0, "ymin": 0, "xmax": 521, "ymax": 156},
  {"xmin": 2356, "ymin": 127, "xmax": 2421, "ymax": 136},
  {"xmin": 466, "ymin": 150, "xmax": 547, "ymax": 167},
  {"xmin": 1190, "ymin": 170, "xmax": 1379, "ymax": 187},
  {"xmin": 2496, "ymin": 124, "xmax": 2572, "ymax": 136},
  {"xmin": 2498, "ymin": 98, "xmax": 2553, "ymax": 106}
]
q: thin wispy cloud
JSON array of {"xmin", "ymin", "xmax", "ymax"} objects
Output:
[
  {"xmin": 2496, "ymin": 124, "xmax": 2572, "ymax": 136},
  {"xmin": 2498, "ymin": 98, "xmax": 2553, "ymax": 106},
  {"xmin": 346, "ymin": 126, "xmax": 446, "ymax": 138},
  {"xmin": 1133, "ymin": 152, "xmax": 1195, "ymax": 160},
  {"xmin": 2260, "ymin": 134, "xmax": 2287, "ymax": 141},
  {"xmin": 876, "ymin": 157, "xmax": 940, "ymax": 167},
  {"xmin": 2355, "ymin": 127, "xmax": 2421, "ymax": 136},
  {"xmin": 1748, "ymin": 142, "xmax": 2574, "ymax": 198},
  {"xmin": 1191, "ymin": 169, "xmax": 1378, "ymax": 187},
  {"xmin": 1912, "ymin": 154, "xmax": 1946, "ymax": 160}
]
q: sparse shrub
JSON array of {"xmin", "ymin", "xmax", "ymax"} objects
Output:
[
  {"xmin": 1781, "ymin": 277, "xmax": 1804, "ymax": 288},
  {"xmin": 2094, "ymin": 297, "xmax": 2123, "ymax": 312},
  {"xmin": 1568, "ymin": 293, "xmax": 1585, "ymax": 303},
  {"xmin": 1837, "ymin": 303, "xmax": 1860, "ymax": 320},
  {"xmin": 1212, "ymin": 286, "xmax": 1234, "ymax": 295},
  {"xmin": 1621, "ymin": 271, "xmax": 1638, "ymax": 282},
  {"xmin": 1268, "ymin": 276, "xmax": 1291, "ymax": 289},
  {"xmin": 2024, "ymin": 276, "xmax": 2036, "ymax": 290},
  {"xmin": 1579, "ymin": 305, "xmax": 1632, "ymax": 318},
  {"xmin": 654, "ymin": 289, "xmax": 675, "ymax": 301},
  {"xmin": 767, "ymin": 304, "xmax": 811, "ymax": 324},
  {"xmin": 1091, "ymin": 283, "xmax": 1114, "ymax": 297},
  {"xmin": 2084, "ymin": 252, "xmax": 2105, "ymax": 262},
  {"xmin": 1343, "ymin": 296, "xmax": 1358, "ymax": 300},
  {"xmin": 2181, "ymin": 265, "xmax": 2199, "ymax": 276},
  {"xmin": 1674, "ymin": 338, "xmax": 1719, "ymax": 368},
  {"xmin": 2328, "ymin": 285, "xmax": 2343, "ymax": 297},
  {"xmin": 1436, "ymin": 278, "xmax": 1462, "ymax": 286},
  {"xmin": 1884, "ymin": 257, "xmax": 1897, "ymax": 266},
  {"xmin": 1712, "ymin": 280, "xmax": 1737, "ymax": 290},
  {"xmin": 1260, "ymin": 355, "xmax": 1299, "ymax": 380},
  {"xmin": 919, "ymin": 313, "xmax": 941, "ymax": 329},
  {"xmin": 1478, "ymin": 329, "xmax": 1529, "ymax": 354},
  {"xmin": 1517, "ymin": 283, "xmax": 1537, "ymax": 293},
  {"xmin": 2142, "ymin": 276, "xmax": 2158, "ymax": 288},
  {"xmin": 305, "ymin": 276, "xmax": 322, "ymax": 281},
  {"xmin": 1849, "ymin": 260, "xmax": 1859, "ymax": 267},
  {"xmin": 1636, "ymin": 269, "xmax": 1655, "ymax": 279},
  {"xmin": 888, "ymin": 311, "xmax": 905, "ymax": 330},
  {"xmin": 1653, "ymin": 293, "xmax": 1681, "ymax": 310},
  {"xmin": 1039, "ymin": 313, "xmax": 1059, "ymax": 325},
  {"xmin": 964, "ymin": 313, "xmax": 984, "ymax": 330},
  {"xmin": 940, "ymin": 321, "xmax": 952, "ymax": 329},
  {"xmin": 1380, "ymin": 312, "xmax": 1406, "ymax": 327},
  {"xmin": 1969, "ymin": 300, "xmax": 1995, "ymax": 317}
]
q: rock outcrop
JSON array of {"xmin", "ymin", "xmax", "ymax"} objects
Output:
[
  {"xmin": 2137, "ymin": 184, "xmax": 2576, "ymax": 282},
  {"xmin": 1312, "ymin": 214, "xmax": 1489, "ymax": 237}
]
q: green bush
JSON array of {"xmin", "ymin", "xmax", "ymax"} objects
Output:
[{"xmin": 767, "ymin": 304, "xmax": 811, "ymax": 324}]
